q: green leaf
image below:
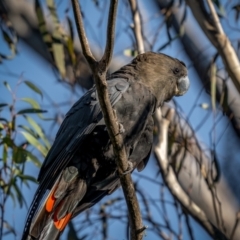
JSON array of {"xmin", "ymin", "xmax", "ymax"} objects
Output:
[
  {"xmin": 0, "ymin": 103, "xmax": 8, "ymax": 108},
  {"xmin": 220, "ymin": 83, "xmax": 229, "ymax": 114},
  {"xmin": 3, "ymin": 143, "xmax": 8, "ymax": 163},
  {"xmin": 35, "ymin": 0, "xmax": 52, "ymax": 45},
  {"xmin": 17, "ymin": 174, "xmax": 38, "ymax": 184},
  {"xmin": 47, "ymin": 0, "xmax": 60, "ymax": 27},
  {"xmin": 18, "ymin": 125, "xmax": 38, "ymax": 138},
  {"xmin": 20, "ymin": 131, "xmax": 48, "ymax": 156},
  {"xmin": 52, "ymin": 42, "xmax": 66, "ymax": 77},
  {"xmin": 12, "ymin": 180, "xmax": 27, "ymax": 207},
  {"xmin": 17, "ymin": 108, "xmax": 47, "ymax": 115},
  {"xmin": 21, "ymin": 97, "xmax": 40, "ymax": 108},
  {"xmin": 2, "ymin": 136, "xmax": 14, "ymax": 147},
  {"xmin": 20, "ymin": 97, "xmax": 47, "ymax": 118},
  {"xmin": 123, "ymin": 49, "xmax": 138, "ymax": 57},
  {"xmin": 1, "ymin": 25, "xmax": 17, "ymax": 58},
  {"xmin": 13, "ymin": 147, "xmax": 28, "ymax": 164},
  {"xmin": 24, "ymin": 81, "xmax": 43, "ymax": 99},
  {"xmin": 66, "ymin": 17, "xmax": 76, "ymax": 65},
  {"xmin": 3, "ymin": 81, "xmax": 12, "ymax": 92},
  {"xmin": 26, "ymin": 151, "xmax": 42, "ymax": 167},
  {"xmin": 47, "ymin": 0, "xmax": 66, "ymax": 78},
  {"xmin": 25, "ymin": 116, "xmax": 50, "ymax": 149},
  {"xmin": 66, "ymin": 36, "xmax": 76, "ymax": 66}
]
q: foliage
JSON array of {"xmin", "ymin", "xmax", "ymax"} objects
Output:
[{"xmin": 0, "ymin": 79, "xmax": 49, "ymax": 237}]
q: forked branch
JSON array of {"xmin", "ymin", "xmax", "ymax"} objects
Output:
[{"xmin": 71, "ymin": 0, "xmax": 144, "ymax": 239}]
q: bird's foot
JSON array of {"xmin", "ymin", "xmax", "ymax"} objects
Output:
[
  {"xmin": 120, "ymin": 161, "xmax": 133, "ymax": 176},
  {"xmin": 118, "ymin": 123, "xmax": 125, "ymax": 134}
]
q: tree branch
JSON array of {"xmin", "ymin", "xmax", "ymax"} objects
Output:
[
  {"xmin": 206, "ymin": 0, "xmax": 224, "ymax": 35},
  {"xmin": 153, "ymin": 108, "xmax": 216, "ymax": 238},
  {"xmin": 71, "ymin": 1, "xmax": 144, "ymax": 239},
  {"xmin": 155, "ymin": 0, "xmax": 240, "ymax": 136},
  {"xmin": 187, "ymin": 0, "xmax": 240, "ymax": 93},
  {"xmin": 71, "ymin": 0, "xmax": 95, "ymax": 64},
  {"xmin": 128, "ymin": 0, "xmax": 145, "ymax": 54},
  {"xmin": 101, "ymin": 0, "xmax": 118, "ymax": 67}
]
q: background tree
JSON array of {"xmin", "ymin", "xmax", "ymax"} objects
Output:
[{"xmin": 1, "ymin": 0, "xmax": 240, "ymax": 239}]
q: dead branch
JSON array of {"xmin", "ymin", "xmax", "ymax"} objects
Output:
[
  {"xmin": 153, "ymin": 108, "xmax": 216, "ymax": 237},
  {"xmin": 128, "ymin": 0, "xmax": 144, "ymax": 54},
  {"xmin": 187, "ymin": 0, "xmax": 240, "ymax": 93}
]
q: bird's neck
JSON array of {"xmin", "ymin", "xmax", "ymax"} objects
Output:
[{"xmin": 109, "ymin": 64, "xmax": 166, "ymax": 107}]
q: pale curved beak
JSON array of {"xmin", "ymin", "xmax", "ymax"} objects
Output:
[{"xmin": 175, "ymin": 76, "xmax": 190, "ymax": 96}]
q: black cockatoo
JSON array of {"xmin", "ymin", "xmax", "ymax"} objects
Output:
[{"xmin": 22, "ymin": 52, "xmax": 189, "ymax": 240}]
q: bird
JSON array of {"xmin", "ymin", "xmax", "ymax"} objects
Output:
[{"xmin": 22, "ymin": 52, "xmax": 189, "ymax": 240}]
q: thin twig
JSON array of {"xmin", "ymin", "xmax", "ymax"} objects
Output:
[
  {"xmin": 101, "ymin": 0, "xmax": 118, "ymax": 66},
  {"xmin": 71, "ymin": 1, "xmax": 144, "ymax": 239},
  {"xmin": 128, "ymin": 0, "xmax": 145, "ymax": 54},
  {"xmin": 71, "ymin": 0, "xmax": 95, "ymax": 64}
]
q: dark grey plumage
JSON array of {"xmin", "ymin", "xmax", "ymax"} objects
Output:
[{"xmin": 22, "ymin": 52, "xmax": 189, "ymax": 240}]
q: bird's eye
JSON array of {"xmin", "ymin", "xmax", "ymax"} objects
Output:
[{"xmin": 173, "ymin": 68, "xmax": 179, "ymax": 74}]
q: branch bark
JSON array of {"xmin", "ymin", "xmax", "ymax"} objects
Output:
[
  {"xmin": 71, "ymin": 1, "xmax": 144, "ymax": 239},
  {"xmin": 187, "ymin": 0, "xmax": 240, "ymax": 93},
  {"xmin": 153, "ymin": 108, "xmax": 216, "ymax": 238},
  {"xmin": 128, "ymin": 0, "xmax": 144, "ymax": 54},
  {"xmin": 155, "ymin": 0, "xmax": 240, "ymax": 134}
]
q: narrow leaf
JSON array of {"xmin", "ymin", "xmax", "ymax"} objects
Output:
[
  {"xmin": 20, "ymin": 131, "xmax": 48, "ymax": 156},
  {"xmin": 47, "ymin": 0, "xmax": 66, "ymax": 77},
  {"xmin": 25, "ymin": 116, "xmax": 51, "ymax": 149},
  {"xmin": 17, "ymin": 174, "xmax": 38, "ymax": 184},
  {"xmin": 17, "ymin": 108, "xmax": 47, "ymax": 115},
  {"xmin": 210, "ymin": 62, "xmax": 217, "ymax": 112},
  {"xmin": 0, "ymin": 103, "xmax": 8, "ymax": 108},
  {"xmin": 26, "ymin": 151, "xmax": 42, "ymax": 167},
  {"xmin": 12, "ymin": 181, "xmax": 27, "ymax": 208},
  {"xmin": 52, "ymin": 42, "xmax": 66, "ymax": 77},
  {"xmin": 24, "ymin": 81, "xmax": 43, "ymax": 99},
  {"xmin": 4, "ymin": 81, "xmax": 12, "ymax": 92}
]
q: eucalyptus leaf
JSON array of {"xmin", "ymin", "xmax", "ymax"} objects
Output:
[
  {"xmin": 25, "ymin": 116, "xmax": 50, "ymax": 149},
  {"xmin": 26, "ymin": 151, "xmax": 42, "ymax": 168},
  {"xmin": 24, "ymin": 81, "xmax": 43, "ymax": 99},
  {"xmin": 20, "ymin": 131, "xmax": 48, "ymax": 156},
  {"xmin": 17, "ymin": 108, "xmax": 47, "ymax": 115}
]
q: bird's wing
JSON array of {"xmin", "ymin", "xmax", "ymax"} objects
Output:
[
  {"xmin": 23, "ymin": 78, "xmax": 130, "ymax": 238},
  {"xmin": 39, "ymin": 78, "xmax": 129, "ymax": 182}
]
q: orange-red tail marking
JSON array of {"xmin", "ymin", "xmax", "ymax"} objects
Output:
[
  {"xmin": 46, "ymin": 190, "xmax": 56, "ymax": 212},
  {"xmin": 54, "ymin": 213, "xmax": 72, "ymax": 231}
]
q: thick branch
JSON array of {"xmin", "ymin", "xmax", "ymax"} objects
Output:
[
  {"xmin": 128, "ymin": 0, "xmax": 145, "ymax": 54},
  {"xmin": 155, "ymin": 0, "xmax": 240, "ymax": 135},
  {"xmin": 187, "ymin": 0, "xmax": 240, "ymax": 93},
  {"xmin": 153, "ymin": 108, "xmax": 216, "ymax": 238},
  {"xmin": 71, "ymin": 1, "xmax": 144, "ymax": 239},
  {"xmin": 206, "ymin": 0, "xmax": 224, "ymax": 34}
]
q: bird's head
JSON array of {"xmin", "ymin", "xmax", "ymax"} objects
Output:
[{"xmin": 131, "ymin": 52, "xmax": 190, "ymax": 106}]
